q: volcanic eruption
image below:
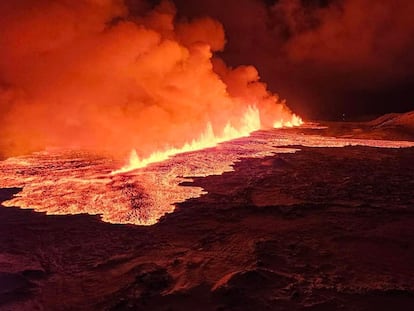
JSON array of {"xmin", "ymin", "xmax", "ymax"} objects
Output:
[
  {"xmin": 0, "ymin": 0, "xmax": 304, "ymax": 225},
  {"xmin": 1, "ymin": 0, "xmax": 414, "ymax": 227},
  {"xmin": 2, "ymin": 1, "xmax": 414, "ymax": 310},
  {"xmin": 0, "ymin": 0, "xmax": 300, "ymax": 160},
  {"xmin": 1, "ymin": 0, "xmax": 414, "ymax": 228}
]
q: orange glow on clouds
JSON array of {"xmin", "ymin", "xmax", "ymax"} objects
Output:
[{"xmin": 0, "ymin": 0, "xmax": 300, "ymax": 161}]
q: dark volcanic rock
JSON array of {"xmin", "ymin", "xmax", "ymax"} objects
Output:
[
  {"xmin": 0, "ymin": 272, "xmax": 36, "ymax": 309},
  {"xmin": 0, "ymin": 272, "xmax": 31, "ymax": 295}
]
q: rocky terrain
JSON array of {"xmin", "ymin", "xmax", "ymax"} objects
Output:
[{"xmin": 1, "ymin": 114, "xmax": 414, "ymax": 310}]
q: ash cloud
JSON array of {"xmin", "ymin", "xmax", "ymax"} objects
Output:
[
  {"xmin": 0, "ymin": 0, "xmax": 294, "ymax": 157},
  {"xmin": 174, "ymin": 0, "xmax": 414, "ymax": 118}
]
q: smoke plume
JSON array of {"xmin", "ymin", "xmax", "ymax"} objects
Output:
[
  {"xmin": 174, "ymin": 0, "xmax": 414, "ymax": 118},
  {"xmin": 0, "ymin": 0, "xmax": 295, "ymax": 158}
]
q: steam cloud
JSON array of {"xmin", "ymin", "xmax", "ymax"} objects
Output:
[
  {"xmin": 174, "ymin": 0, "xmax": 414, "ymax": 118},
  {"xmin": 0, "ymin": 0, "xmax": 295, "ymax": 158}
]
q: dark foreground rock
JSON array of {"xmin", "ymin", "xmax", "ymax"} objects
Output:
[{"xmin": 1, "ymin": 127, "xmax": 414, "ymax": 310}]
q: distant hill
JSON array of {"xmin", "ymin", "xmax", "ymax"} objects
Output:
[
  {"xmin": 369, "ymin": 111, "xmax": 414, "ymax": 130},
  {"xmin": 316, "ymin": 110, "xmax": 414, "ymax": 142}
]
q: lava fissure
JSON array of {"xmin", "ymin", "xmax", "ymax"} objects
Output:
[{"xmin": 1, "ymin": 126, "xmax": 414, "ymax": 226}]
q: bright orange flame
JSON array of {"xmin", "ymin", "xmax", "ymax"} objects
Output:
[
  {"xmin": 273, "ymin": 114, "xmax": 303, "ymax": 128},
  {"xmin": 113, "ymin": 105, "xmax": 263, "ymax": 173},
  {"xmin": 112, "ymin": 106, "xmax": 303, "ymax": 174}
]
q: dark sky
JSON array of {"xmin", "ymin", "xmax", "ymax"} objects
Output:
[{"xmin": 169, "ymin": 0, "xmax": 414, "ymax": 119}]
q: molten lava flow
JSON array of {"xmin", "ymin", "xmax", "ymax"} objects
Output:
[
  {"xmin": 273, "ymin": 114, "xmax": 303, "ymax": 128},
  {"xmin": 2, "ymin": 0, "xmax": 411, "ymax": 228},
  {"xmin": 113, "ymin": 106, "xmax": 262, "ymax": 173},
  {"xmin": 0, "ymin": 0, "xmax": 306, "ymax": 226},
  {"xmin": 113, "ymin": 107, "xmax": 303, "ymax": 173},
  {"xmin": 1, "ymin": 126, "xmax": 414, "ymax": 226}
]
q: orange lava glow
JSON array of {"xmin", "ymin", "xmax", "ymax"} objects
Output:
[
  {"xmin": 2, "ymin": 0, "xmax": 411, "ymax": 228},
  {"xmin": 0, "ymin": 0, "xmax": 300, "ymax": 161},
  {"xmin": 0, "ymin": 0, "xmax": 305, "ymax": 225},
  {"xmin": 1, "ymin": 126, "xmax": 414, "ymax": 226},
  {"xmin": 273, "ymin": 114, "xmax": 303, "ymax": 128},
  {"xmin": 113, "ymin": 107, "xmax": 302, "ymax": 173}
]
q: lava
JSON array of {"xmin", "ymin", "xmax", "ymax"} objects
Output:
[
  {"xmin": 273, "ymin": 114, "xmax": 303, "ymax": 128},
  {"xmin": 114, "ymin": 106, "xmax": 302, "ymax": 173},
  {"xmin": 1, "ymin": 126, "xmax": 413, "ymax": 226},
  {"xmin": 0, "ymin": 0, "xmax": 306, "ymax": 225},
  {"xmin": 0, "ymin": 0, "xmax": 412, "ymax": 227},
  {"xmin": 0, "ymin": 0, "xmax": 299, "ymax": 160}
]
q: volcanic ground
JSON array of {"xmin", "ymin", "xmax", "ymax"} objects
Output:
[{"xmin": 1, "ymin": 113, "xmax": 414, "ymax": 310}]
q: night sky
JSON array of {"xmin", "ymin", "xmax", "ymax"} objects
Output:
[{"xmin": 169, "ymin": 0, "xmax": 414, "ymax": 119}]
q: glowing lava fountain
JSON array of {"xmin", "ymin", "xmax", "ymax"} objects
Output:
[{"xmin": 113, "ymin": 106, "xmax": 302, "ymax": 174}]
